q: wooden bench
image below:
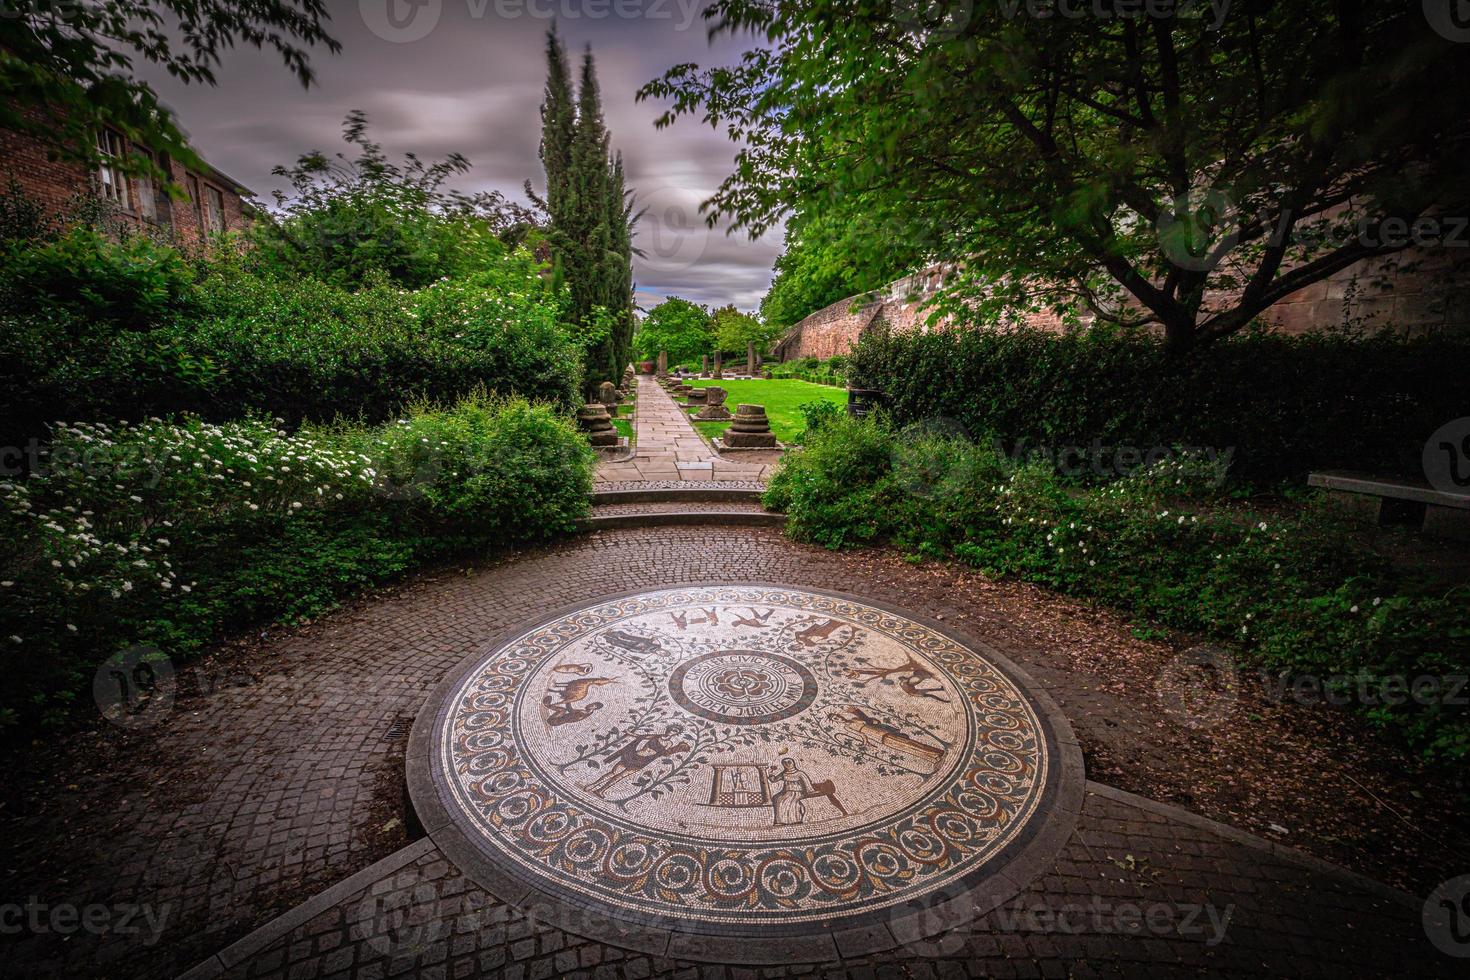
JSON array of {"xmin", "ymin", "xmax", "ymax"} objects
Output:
[{"xmin": 1308, "ymin": 471, "xmax": 1470, "ymax": 541}]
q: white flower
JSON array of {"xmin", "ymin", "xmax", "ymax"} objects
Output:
[
  {"xmin": 129, "ymin": 495, "xmax": 143, "ymax": 503},
  {"xmin": 66, "ymin": 624, "xmax": 77, "ymax": 633},
  {"xmin": 1257, "ymin": 522, "xmax": 1268, "ymax": 531},
  {"xmin": 7, "ymin": 635, "xmax": 20, "ymax": 644},
  {"xmin": 1349, "ymin": 605, "xmax": 1359, "ymax": 613}
]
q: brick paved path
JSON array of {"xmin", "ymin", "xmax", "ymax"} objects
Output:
[
  {"xmin": 0, "ymin": 529, "xmax": 1454, "ymax": 978},
  {"xmin": 198, "ymin": 785, "xmax": 1442, "ymax": 980},
  {"xmin": 595, "ymin": 375, "xmax": 781, "ymax": 484}
]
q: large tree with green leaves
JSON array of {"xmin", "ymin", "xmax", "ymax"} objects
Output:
[
  {"xmin": 250, "ymin": 111, "xmax": 534, "ymax": 289},
  {"xmin": 1, "ymin": 0, "xmax": 338, "ymax": 182},
  {"xmin": 635, "ymin": 296, "xmax": 713, "ymax": 365},
  {"xmin": 761, "ymin": 203, "xmax": 924, "ymax": 328},
  {"xmin": 711, "ymin": 304, "xmax": 782, "ymax": 356},
  {"xmin": 643, "ymin": 2, "xmax": 1470, "ymax": 353},
  {"xmin": 538, "ymin": 30, "xmax": 637, "ymax": 394}
]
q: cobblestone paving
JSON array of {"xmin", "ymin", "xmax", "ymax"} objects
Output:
[
  {"xmin": 595, "ymin": 377, "xmax": 780, "ymax": 484},
  {"xmin": 213, "ymin": 787, "xmax": 1445, "ymax": 979},
  {"xmin": 0, "ymin": 528, "xmax": 1452, "ymax": 978}
]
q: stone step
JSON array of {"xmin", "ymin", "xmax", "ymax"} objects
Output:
[
  {"xmin": 591, "ymin": 485, "xmax": 766, "ymax": 505},
  {"xmin": 580, "ymin": 500, "xmax": 784, "ymax": 530}
]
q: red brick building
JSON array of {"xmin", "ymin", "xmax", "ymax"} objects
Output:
[{"xmin": 1, "ymin": 106, "xmax": 251, "ymax": 239}]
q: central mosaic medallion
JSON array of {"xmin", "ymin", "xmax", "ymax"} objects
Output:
[
  {"xmin": 430, "ymin": 586, "xmax": 1055, "ymax": 930},
  {"xmin": 668, "ymin": 650, "xmax": 817, "ymax": 724}
]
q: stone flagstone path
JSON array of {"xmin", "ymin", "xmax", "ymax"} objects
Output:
[{"xmin": 595, "ymin": 374, "xmax": 781, "ymax": 485}]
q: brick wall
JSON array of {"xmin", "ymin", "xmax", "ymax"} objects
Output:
[
  {"xmin": 776, "ymin": 245, "xmax": 1470, "ymax": 359},
  {"xmin": 1, "ymin": 107, "xmax": 252, "ymax": 240}
]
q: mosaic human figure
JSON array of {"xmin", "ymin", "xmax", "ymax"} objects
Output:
[
  {"xmin": 582, "ymin": 724, "xmax": 690, "ymax": 800},
  {"xmin": 730, "ymin": 608, "xmax": 774, "ymax": 629},
  {"xmin": 768, "ymin": 757, "xmax": 846, "ymax": 826}
]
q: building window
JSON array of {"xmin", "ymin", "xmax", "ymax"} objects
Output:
[
  {"xmin": 95, "ymin": 129, "xmax": 130, "ymax": 210},
  {"xmin": 132, "ymin": 146, "xmax": 158, "ymax": 222},
  {"xmin": 204, "ymin": 185, "xmax": 226, "ymax": 233},
  {"xmin": 186, "ymin": 174, "xmax": 203, "ymax": 229}
]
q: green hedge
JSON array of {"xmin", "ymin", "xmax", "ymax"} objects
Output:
[
  {"xmin": 846, "ymin": 326, "xmax": 1470, "ymax": 484},
  {"xmin": 0, "ymin": 396, "xmax": 594, "ymax": 730},
  {"xmin": 1, "ymin": 229, "xmax": 584, "ymax": 453},
  {"xmin": 765, "ymin": 412, "xmax": 1470, "ymax": 764}
]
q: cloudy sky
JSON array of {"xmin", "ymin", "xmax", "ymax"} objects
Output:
[{"xmin": 142, "ymin": 0, "xmax": 783, "ymax": 311}]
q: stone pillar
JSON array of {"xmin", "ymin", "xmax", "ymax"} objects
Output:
[
  {"xmin": 712, "ymin": 350, "xmax": 723, "ymax": 379},
  {"xmin": 577, "ymin": 403, "xmax": 619, "ymax": 447},
  {"xmin": 700, "ymin": 355, "xmax": 708, "ymax": 376},
  {"xmin": 746, "ymin": 341, "xmax": 756, "ymax": 377},
  {"xmin": 656, "ymin": 351, "xmax": 668, "ymax": 379},
  {"xmin": 598, "ymin": 380, "xmax": 619, "ymax": 417},
  {"xmin": 694, "ymin": 386, "xmax": 731, "ymax": 420},
  {"xmin": 722, "ymin": 404, "xmax": 777, "ymax": 448}
]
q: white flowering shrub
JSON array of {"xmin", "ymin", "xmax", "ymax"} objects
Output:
[
  {"xmin": 769, "ymin": 416, "xmax": 1470, "ymax": 763},
  {"xmin": 0, "ymin": 397, "xmax": 592, "ymax": 729}
]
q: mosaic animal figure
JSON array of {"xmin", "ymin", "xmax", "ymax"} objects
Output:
[
  {"xmin": 542, "ymin": 671, "xmax": 616, "ymax": 728},
  {"xmin": 793, "ymin": 617, "xmax": 845, "ymax": 648},
  {"xmin": 841, "ymin": 653, "xmax": 949, "ymax": 702},
  {"xmin": 605, "ymin": 631, "xmax": 663, "ymax": 654},
  {"xmin": 582, "ymin": 725, "xmax": 690, "ymax": 800}
]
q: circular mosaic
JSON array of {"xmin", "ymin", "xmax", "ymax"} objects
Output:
[{"xmin": 425, "ymin": 586, "xmax": 1059, "ymax": 932}]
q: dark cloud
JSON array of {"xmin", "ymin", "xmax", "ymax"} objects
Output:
[{"xmin": 143, "ymin": 0, "xmax": 781, "ymax": 310}]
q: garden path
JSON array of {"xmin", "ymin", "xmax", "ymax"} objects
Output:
[
  {"xmin": 1, "ymin": 529, "xmax": 1457, "ymax": 979},
  {"xmin": 595, "ymin": 374, "xmax": 780, "ymax": 485}
]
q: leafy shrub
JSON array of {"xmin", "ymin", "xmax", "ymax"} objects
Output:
[
  {"xmin": 0, "ymin": 396, "xmax": 593, "ymax": 730},
  {"xmin": 766, "ymin": 417, "xmax": 1470, "ymax": 763},
  {"xmin": 1, "ymin": 242, "xmax": 584, "ymax": 451},
  {"xmin": 847, "ymin": 325, "xmax": 1470, "ymax": 483},
  {"xmin": 246, "ymin": 111, "xmax": 534, "ymax": 289},
  {"xmin": 3, "ymin": 225, "xmax": 199, "ymax": 329}
]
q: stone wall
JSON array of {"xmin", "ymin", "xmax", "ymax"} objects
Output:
[{"xmin": 775, "ymin": 247, "xmax": 1470, "ymax": 360}]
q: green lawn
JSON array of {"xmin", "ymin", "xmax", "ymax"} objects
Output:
[{"xmin": 686, "ymin": 378, "xmax": 848, "ymax": 444}]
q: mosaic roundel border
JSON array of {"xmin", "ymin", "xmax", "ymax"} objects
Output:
[{"xmin": 409, "ymin": 584, "xmax": 1083, "ymax": 957}]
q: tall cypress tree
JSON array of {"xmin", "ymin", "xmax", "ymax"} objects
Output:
[{"xmin": 539, "ymin": 31, "xmax": 635, "ymax": 397}]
